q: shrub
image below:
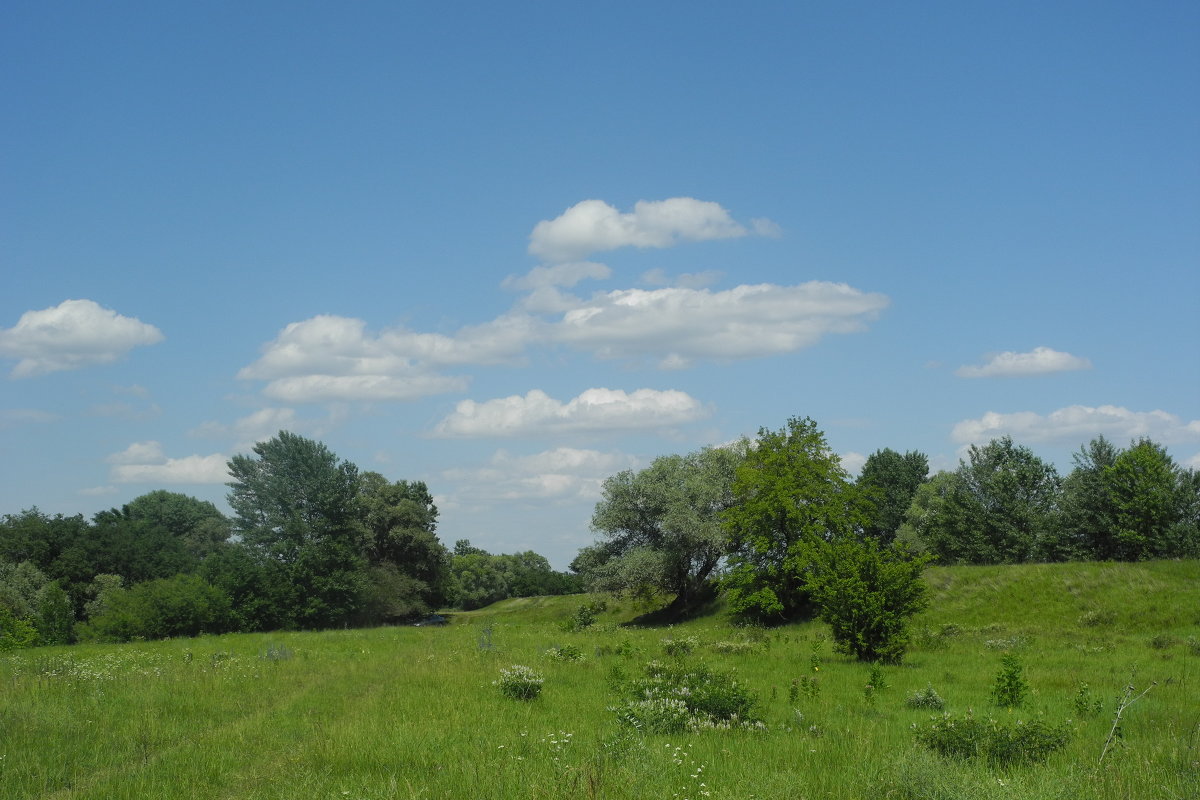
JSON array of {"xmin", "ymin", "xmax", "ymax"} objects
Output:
[
  {"xmin": 495, "ymin": 665, "xmax": 544, "ymax": 700},
  {"xmin": 1072, "ymin": 681, "xmax": 1103, "ymax": 716},
  {"xmin": 544, "ymin": 643, "xmax": 584, "ymax": 662},
  {"xmin": 75, "ymin": 575, "xmax": 234, "ymax": 642},
  {"xmin": 564, "ymin": 599, "xmax": 608, "ymax": 631},
  {"xmin": 614, "ymin": 660, "xmax": 762, "ymax": 731},
  {"xmin": 801, "ymin": 537, "xmax": 933, "ymax": 664},
  {"xmin": 990, "ymin": 653, "xmax": 1029, "ymax": 709},
  {"xmin": 661, "ymin": 635, "xmax": 698, "ymax": 657},
  {"xmin": 915, "ymin": 713, "xmax": 1070, "ymax": 766},
  {"xmin": 0, "ymin": 605, "xmax": 38, "ymax": 652},
  {"xmin": 906, "ymin": 684, "xmax": 946, "ymax": 711}
]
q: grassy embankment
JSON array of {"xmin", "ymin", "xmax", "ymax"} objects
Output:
[{"xmin": 1, "ymin": 560, "xmax": 1197, "ymax": 799}]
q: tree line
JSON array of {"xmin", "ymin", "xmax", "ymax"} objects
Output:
[
  {"xmin": 574, "ymin": 418, "xmax": 1198, "ymax": 658},
  {"xmin": 0, "ymin": 431, "xmax": 578, "ymax": 648}
]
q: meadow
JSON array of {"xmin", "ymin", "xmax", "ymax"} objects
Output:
[{"xmin": 1, "ymin": 561, "xmax": 1197, "ymax": 800}]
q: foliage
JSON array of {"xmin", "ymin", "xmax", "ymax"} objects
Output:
[
  {"xmin": 118, "ymin": 490, "xmax": 232, "ymax": 559},
  {"xmin": 920, "ymin": 437, "xmax": 1061, "ymax": 564},
  {"xmin": 661, "ymin": 635, "xmax": 699, "ymax": 657},
  {"xmin": 451, "ymin": 543, "xmax": 580, "ymax": 610},
  {"xmin": 801, "ymin": 536, "xmax": 932, "ymax": 663},
  {"xmin": 990, "ymin": 653, "xmax": 1029, "ymax": 709},
  {"xmin": 915, "ymin": 713, "xmax": 1071, "ymax": 767},
  {"xmin": 0, "ymin": 604, "xmax": 38, "ymax": 651},
  {"xmin": 586, "ymin": 445, "xmax": 743, "ymax": 610},
  {"xmin": 723, "ymin": 417, "xmax": 870, "ymax": 622},
  {"xmin": 227, "ymin": 431, "xmax": 367, "ymax": 628},
  {"xmin": 563, "ymin": 599, "xmax": 608, "ymax": 631},
  {"xmin": 35, "ymin": 582, "xmax": 74, "ymax": 645},
  {"xmin": 495, "ymin": 664, "xmax": 544, "ymax": 700},
  {"xmin": 544, "ymin": 643, "xmax": 584, "ymax": 662},
  {"xmin": 76, "ymin": 574, "xmax": 234, "ymax": 642},
  {"xmin": 857, "ymin": 448, "xmax": 929, "ymax": 544}
]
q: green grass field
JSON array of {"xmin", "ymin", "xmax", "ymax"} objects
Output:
[{"xmin": 2, "ymin": 561, "xmax": 1197, "ymax": 799}]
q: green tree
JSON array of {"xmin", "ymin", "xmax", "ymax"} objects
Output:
[
  {"xmin": 227, "ymin": 431, "xmax": 367, "ymax": 628},
  {"xmin": 356, "ymin": 472, "xmax": 452, "ymax": 614},
  {"xmin": 857, "ymin": 448, "xmax": 929, "ymax": 544},
  {"xmin": 120, "ymin": 490, "xmax": 231, "ymax": 559},
  {"xmin": 801, "ymin": 536, "xmax": 932, "ymax": 664},
  {"xmin": 1053, "ymin": 436, "xmax": 1121, "ymax": 559},
  {"xmin": 894, "ymin": 471, "xmax": 955, "ymax": 554},
  {"xmin": 35, "ymin": 581, "xmax": 75, "ymax": 645},
  {"xmin": 77, "ymin": 574, "xmax": 234, "ymax": 642},
  {"xmin": 925, "ymin": 437, "xmax": 1060, "ymax": 564},
  {"xmin": 722, "ymin": 417, "xmax": 871, "ymax": 622},
  {"xmin": 586, "ymin": 445, "xmax": 743, "ymax": 611},
  {"xmin": 1106, "ymin": 439, "xmax": 1197, "ymax": 559}
]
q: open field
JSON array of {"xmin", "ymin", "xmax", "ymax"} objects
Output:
[{"xmin": 2, "ymin": 561, "xmax": 1198, "ymax": 800}]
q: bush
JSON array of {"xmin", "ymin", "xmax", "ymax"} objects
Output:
[
  {"xmin": 915, "ymin": 713, "xmax": 1070, "ymax": 767},
  {"xmin": 563, "ymin": 599, "xmax": 607, "ymax": 631},
  {"xmin": 661, "ymin": 635, "xmax": 698, "ymax": 657},
  {"xmin": 0, "ymin": 605, "xmax": 38, "ymax": 652},
  {"xmin": 544, "ymin": 643, "xmax": 584, "ymax": 662},
  {"xmin": 495, "ymin": 665, "xmax": 543, "ymax": 700},
  {"xmin": 802, "ymin": 537, "xmax": 933, "ymax": 664},
  {"xmin": 76, "ymin": 575, "xmax": 234, "ymax": 642},
  {"xmin": 614, "ymin": 660, "xmax": 762, "ymax": 731}
]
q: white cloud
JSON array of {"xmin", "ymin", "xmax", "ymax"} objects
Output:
[
  {"xmin": 503, "ymin": 262, "xmax": 611, "ymax": 290},
  {"xmin": 443, "ymin": 447, "xmax": 637, "ymax": 503},
  {"xmin": 1183, "ymin": 452, "xmax": 1200, "ymax": 470},
  {"xmin": 433, "ymin": 387, "xmax": 709, "ymax": 438},
  {"xmin": 106, "ymin": 440, "xmax": 229, "ymax": 484},
  {"xmin": 952, "ymin": 405, "xmax": 1200, "ymax": 446},
  {"xmin": 552, "ymin": 282, "xmax": 888, "ymax": 367},
  {"xmin": 238, "ymin": 314, "xmax": 536, "ymax": 403},
  {"xmin": 0, "ymin": 299, "xmax": 164, "ymax": 378},
  {"xmin": 956, "ymin": 347, "xmax": 1092, "ymax": 378},
  {"xmin": 839, "ymin": 451, "xmax": 867, "ymax": 475},
  {"xmin": 529, "ymin": 198, "xmax": 765, "ymax": 262},
  {"xmin": 192, "ymin": 407, "xmax": 300, "ymax": 449},
  {"xmin": 107, "ymin": 441, "xmax": 166, "ymax": 465}
]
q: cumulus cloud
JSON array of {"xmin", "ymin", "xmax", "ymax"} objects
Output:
[
  {"xmin": 106, "ymin": 440, "xmax": 229, "ymax": 484},
  {"xmin": 238, "ymin": 314, "xmax": 536, "ymax": 403},
  {"xmin": 952, "ymin": 405, "xmax": 1200, "ymax": 446},
  {"xmin": 0, "ymin": 299, "xmax": 164, "ymax": 378},
  {"xmin": 443, "ymin": 447, "xmax": 638, "ymax": 503},
  {"xmin": 552, "ymin": 282, "xmax": 888, "ymax": 368},
  {"xmin": 956, "ymin": 347, "xmax": 1092, "ymax": 378},
  {"xmin": 433, "ymin": 387, "xmax": 709, "ymax": 438},
  {"xmin": 529, "ymin": 198, "xmax": 767, "ymax": 262}
]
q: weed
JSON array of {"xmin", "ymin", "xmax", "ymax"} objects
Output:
[
  {"xmin": 1148, "ymin": 634, "xmax": 1177, "ymax": 650},
  {"xmin": 564, "ymin": 600, "xmax": 608, "ymax": 632},
  {"xmin": 1078, "ymin": 608, "xmax": 1117, "ymax": 627},
  {"xmin": 495, "ymin": 665, "xmax": 543, "ymax": 700},
  {"xmin": 260, "ymin": 643, "xmax": 293, "ymax": 662},
  {"xmin": 990, "ymin": 653, "xmax": 1028, "ymax": 709},
  {"xmin": 868, "ymin": 662, "xmax": 889, "ymax": 691},
  {"xmin": 614, "ymin": 660, "xmax": 762, "ymax": 731},
  {"xmin": 906, "ymin": 684, "xmax": 946, "ymax": 711},
  {"xmin": 1071, "ymin": 682, "xmax": 1103, "ymax": 717}
]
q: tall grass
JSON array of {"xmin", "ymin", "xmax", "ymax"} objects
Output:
[{"xmin": 1, "ymin": 561, "xmax": 1197, "ymax": 799}]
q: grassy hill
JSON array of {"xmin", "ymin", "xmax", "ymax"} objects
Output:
[{"xmin": 1, "ymin": 560, "xmax": 1197, "ymax": 799}]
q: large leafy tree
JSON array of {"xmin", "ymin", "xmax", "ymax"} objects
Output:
[
  {"xmin": 227, "ymin": 431, "xmax": 367, "ymax": 628},
  {"xmin": 857, "ymin": 448, "xmax": 929, "ymax": 544},
  {"xmin": 722, "ymin": 417, "xmax": 871, "ymax": 622},
  {"xmin": 924, "ymin": 437, "xmax": 1060, "ymax": 564},
  {"xmin": 1054, "ymin": 436, "xmax": 1122, "ymax": 559},
  {"xmin": 585, "ymin": 445, "xmax": 743, "ymax": 611},
  {"xmin": 356, "ymin": 472, "xmax": 452, "ymax": 618},
  {"xmin": 1104, "ymin": 439, "xmax": 1198, "ymax": 560},
  {"xmin": 119, "ymin": 490, "xmax": 232, "ymax": 559}
]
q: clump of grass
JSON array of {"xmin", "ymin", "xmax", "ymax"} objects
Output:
[
  {"xmin": 495, "ymin": 665, "xmax": 543, "ymax": 700},
  {"xmin": 906, "ymin": 684, "xmax": 946, "ymax": 711},
  {"xmin": 1078, "ymin": 608, "xmax": 1117, "ymax": 627}
]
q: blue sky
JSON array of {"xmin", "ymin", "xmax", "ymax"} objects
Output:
[{"xmin": 3, "ymin": 1, "xmax": 1197, "ymax": 568}]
